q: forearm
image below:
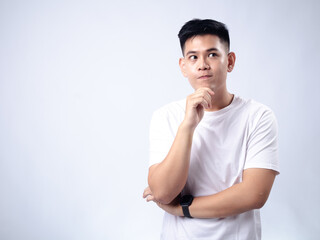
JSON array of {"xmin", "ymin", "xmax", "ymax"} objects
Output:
[
  {"xmin": 189, "ymin": 183, "xmax": 260, "ymax": 218},
  {"xmin": 148, "ymin": 122, "xmax": 194, "ymax": 204},
  {"xmin": 177, "ymin": 169, "xmax": 276, "ymax": 218},
  {"xmin": 155, "ymin": 181, "xmax": 260, "ymax": 219}
]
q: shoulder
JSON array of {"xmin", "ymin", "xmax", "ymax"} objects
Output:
[
  {"xmin": 152, "ymin": 98, "xmax": 186, "ymax": 119},
  {"xmin": 236, "ymin": 96, "xmax": 278, "ymax": 136},
  {"xmin": 150, "ymin": 99, "xmax": 186, "ymax": 133},
  {"xmin": 236, "ymin": 96, "xmax": 276, "ymax": 122}
]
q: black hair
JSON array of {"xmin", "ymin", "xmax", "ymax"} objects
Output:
[{"xmin": 178, "ymin": 19, "xmax": 230, "ymax": 55}]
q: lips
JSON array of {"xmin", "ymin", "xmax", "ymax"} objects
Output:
[{"xmin": 198, "ymin": 75, "xmax": 213, "ymax": 79}]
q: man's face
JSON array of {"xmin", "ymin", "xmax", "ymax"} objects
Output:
[{"xmin": 179, "ymin": 34, "xmax": 234, "ymax": 92}]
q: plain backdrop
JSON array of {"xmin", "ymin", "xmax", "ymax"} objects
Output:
[{"xmin": 1, "ymin": 0, "xmax": 319, "ymax": 239}]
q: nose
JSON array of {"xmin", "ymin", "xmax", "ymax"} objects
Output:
[{"xmin": 198, "ymin": 57, "xmax": 210, "ymax": 70}]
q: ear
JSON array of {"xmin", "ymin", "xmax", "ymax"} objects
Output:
[
  {"xmin": 179, "ymin": 58, "xmax": 188, "ymax": 77},
  {"xmin": 227, "ymin": 52, "xmax": 236, "ymax": 72}
]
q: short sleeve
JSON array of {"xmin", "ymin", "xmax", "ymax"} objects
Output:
[
  {"xmin": 149, "ymin": 110, "xmax": 175, "ymax": 167},
  {"xmin": 244, "ymin": 109, "xmax": 280, "ymax": 174}
]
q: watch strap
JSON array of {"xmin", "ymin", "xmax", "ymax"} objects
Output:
[
  {"xmin": 182, "ymin": 205, "xmax": 193, "ymax": 218},
  {"xmin": 180, "ymin": 195, "xmax": 194, "ymax": 218}
]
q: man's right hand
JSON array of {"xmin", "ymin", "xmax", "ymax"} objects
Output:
[
  {"xmin": 182, "ymin": 87, "xmax": 215, "ymax": 130},
  {"xmin": 148, "ymin": 88, "xmax": 214, "ymax": 204}
]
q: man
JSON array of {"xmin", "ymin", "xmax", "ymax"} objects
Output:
[{"xmin": 143, "ymin": 19, "xmax": 279, "ymax": 239}]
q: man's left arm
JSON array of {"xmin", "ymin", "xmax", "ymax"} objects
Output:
[{"xmin": 146, "ymin": 168, "xmax": 277, "ymax": 218}]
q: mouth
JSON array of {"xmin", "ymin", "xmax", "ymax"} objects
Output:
[{"xmin": 198, "ymin": 75, "xmax": 213, "ymax": 80}]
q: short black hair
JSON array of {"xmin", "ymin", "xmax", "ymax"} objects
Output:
[{"xmin": 178, "ymin": 19, "xmax": 230, "ymax": 55}]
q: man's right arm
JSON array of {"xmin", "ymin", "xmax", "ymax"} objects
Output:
[
  {"xmin": 148, "ymin": 121, "xmax": 194, "ymax": 204},
  {"xmin": 147, "ymin": 88, "xmax": 214, "ymax": 204}
]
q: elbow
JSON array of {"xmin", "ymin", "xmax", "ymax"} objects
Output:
[
  {"xmin": 253, "ymin": 199, "xmax": 266, "ymax": 209},
  {"xmin": 251, "ymin": 194, "xmax": 268, "ymax": 209},
  {"xmin": 147, "ymin": 165, "xmax": 181, "ymax": 204},
  {"xmin": 148, "ymin": 174, "xmax": 176, "ymax": 204},
  {"xmin": 244, "ymin": 189, "xmax": 270, "ymax": 210},
  {"xmin": 154, "ymin": 192, "xmax": 175, "ymax": 205},
  {"xmin": 148, "ymin": 185, "xmax": 176, "ymax": 204}
]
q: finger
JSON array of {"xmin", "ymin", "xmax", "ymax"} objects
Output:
[
  {"xmin": 200, "ymin": 99, "xmax": 210, "ymax": 109},
  {"xmin": 143, "ymin": 186, "xmax": 152, "ymax": 198},
  {"xmin": 202, "ymin": 92, "xmax": 212, "ymax": 108},
  {"xmin": 196, "ymin": 87, "xmax": 215, "ymax": 96},
  {"xmin": 146, "ymin": 195, "xmax": 155, "ymax": 202},
  {"xmin": 193, "ymin": 96, "xmax": 210, "ymax": 109},
  {"xmin": 192, "ymin": 91, "xmax": 210, "ymax": 100},
  {"xmin": 191, "ymin": 91, "xmax": 212, "ymax": 108},
  {"xmin": 203, "ymin": 88, "xmax": 215, "ymax": 96},
  {"xmin": 143, "ymin": 190, "xmax": 151, "ymax": 199}
]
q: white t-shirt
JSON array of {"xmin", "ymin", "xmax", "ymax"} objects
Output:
[{"xmin": 149, "ymin": 95, "xmax": 279, "ymax": 240}]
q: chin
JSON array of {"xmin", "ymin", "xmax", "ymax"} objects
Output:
[{"xmin": 195, "ymin": 83, "xmax": 215, "ymax": 91}]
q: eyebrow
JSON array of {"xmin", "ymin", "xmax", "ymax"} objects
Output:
[{"xmin": 185, "ymin": 48, "xmax": 219, "ymax": 56}]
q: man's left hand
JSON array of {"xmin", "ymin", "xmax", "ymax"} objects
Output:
[{"xmin": 143, "ymin": 186, "xmax": 183, "ymax": 217}]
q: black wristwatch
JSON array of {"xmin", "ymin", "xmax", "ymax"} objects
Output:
[{"xmin": 180, "ymin": 195, "xmax": 194, "ymax": 218}]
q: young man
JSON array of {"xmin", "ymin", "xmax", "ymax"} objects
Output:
[{"xmin": 143, "ymin": 19, "xmax": 279, "ymax": 239}]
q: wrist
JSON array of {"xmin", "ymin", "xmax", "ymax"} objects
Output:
[
  {"xmin": 180, "ymin": 120, "xmax": 196, "ymax": 133},
  {"xmin": 176, "ymin": 205, "xmax": 184, "ymax": 217},
  {"xmin": 180, "ymin": 195, "xmax": 194, "ymax": 218}
]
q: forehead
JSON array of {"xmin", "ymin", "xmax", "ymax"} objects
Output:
[{"xmin": 184, "ymin": 34, "xmax": 227, "ymax": 54}]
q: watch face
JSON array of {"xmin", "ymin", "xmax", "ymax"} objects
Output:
[{"xmin": 180, "ymin": 195, "xmax": 194, "ymax": 206}]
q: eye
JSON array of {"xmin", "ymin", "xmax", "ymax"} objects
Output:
[
  {"xmin": 208, "ymin": 53, "xmax": 217, "ymax": 57},
  {"xmin": 189, "ymin": 55, "xmax": 197, "ymax": 60}
]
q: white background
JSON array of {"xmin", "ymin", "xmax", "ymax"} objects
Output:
[{"xmin": 1, "ymin": 0, "xmax": 319, "ymax": 239}]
